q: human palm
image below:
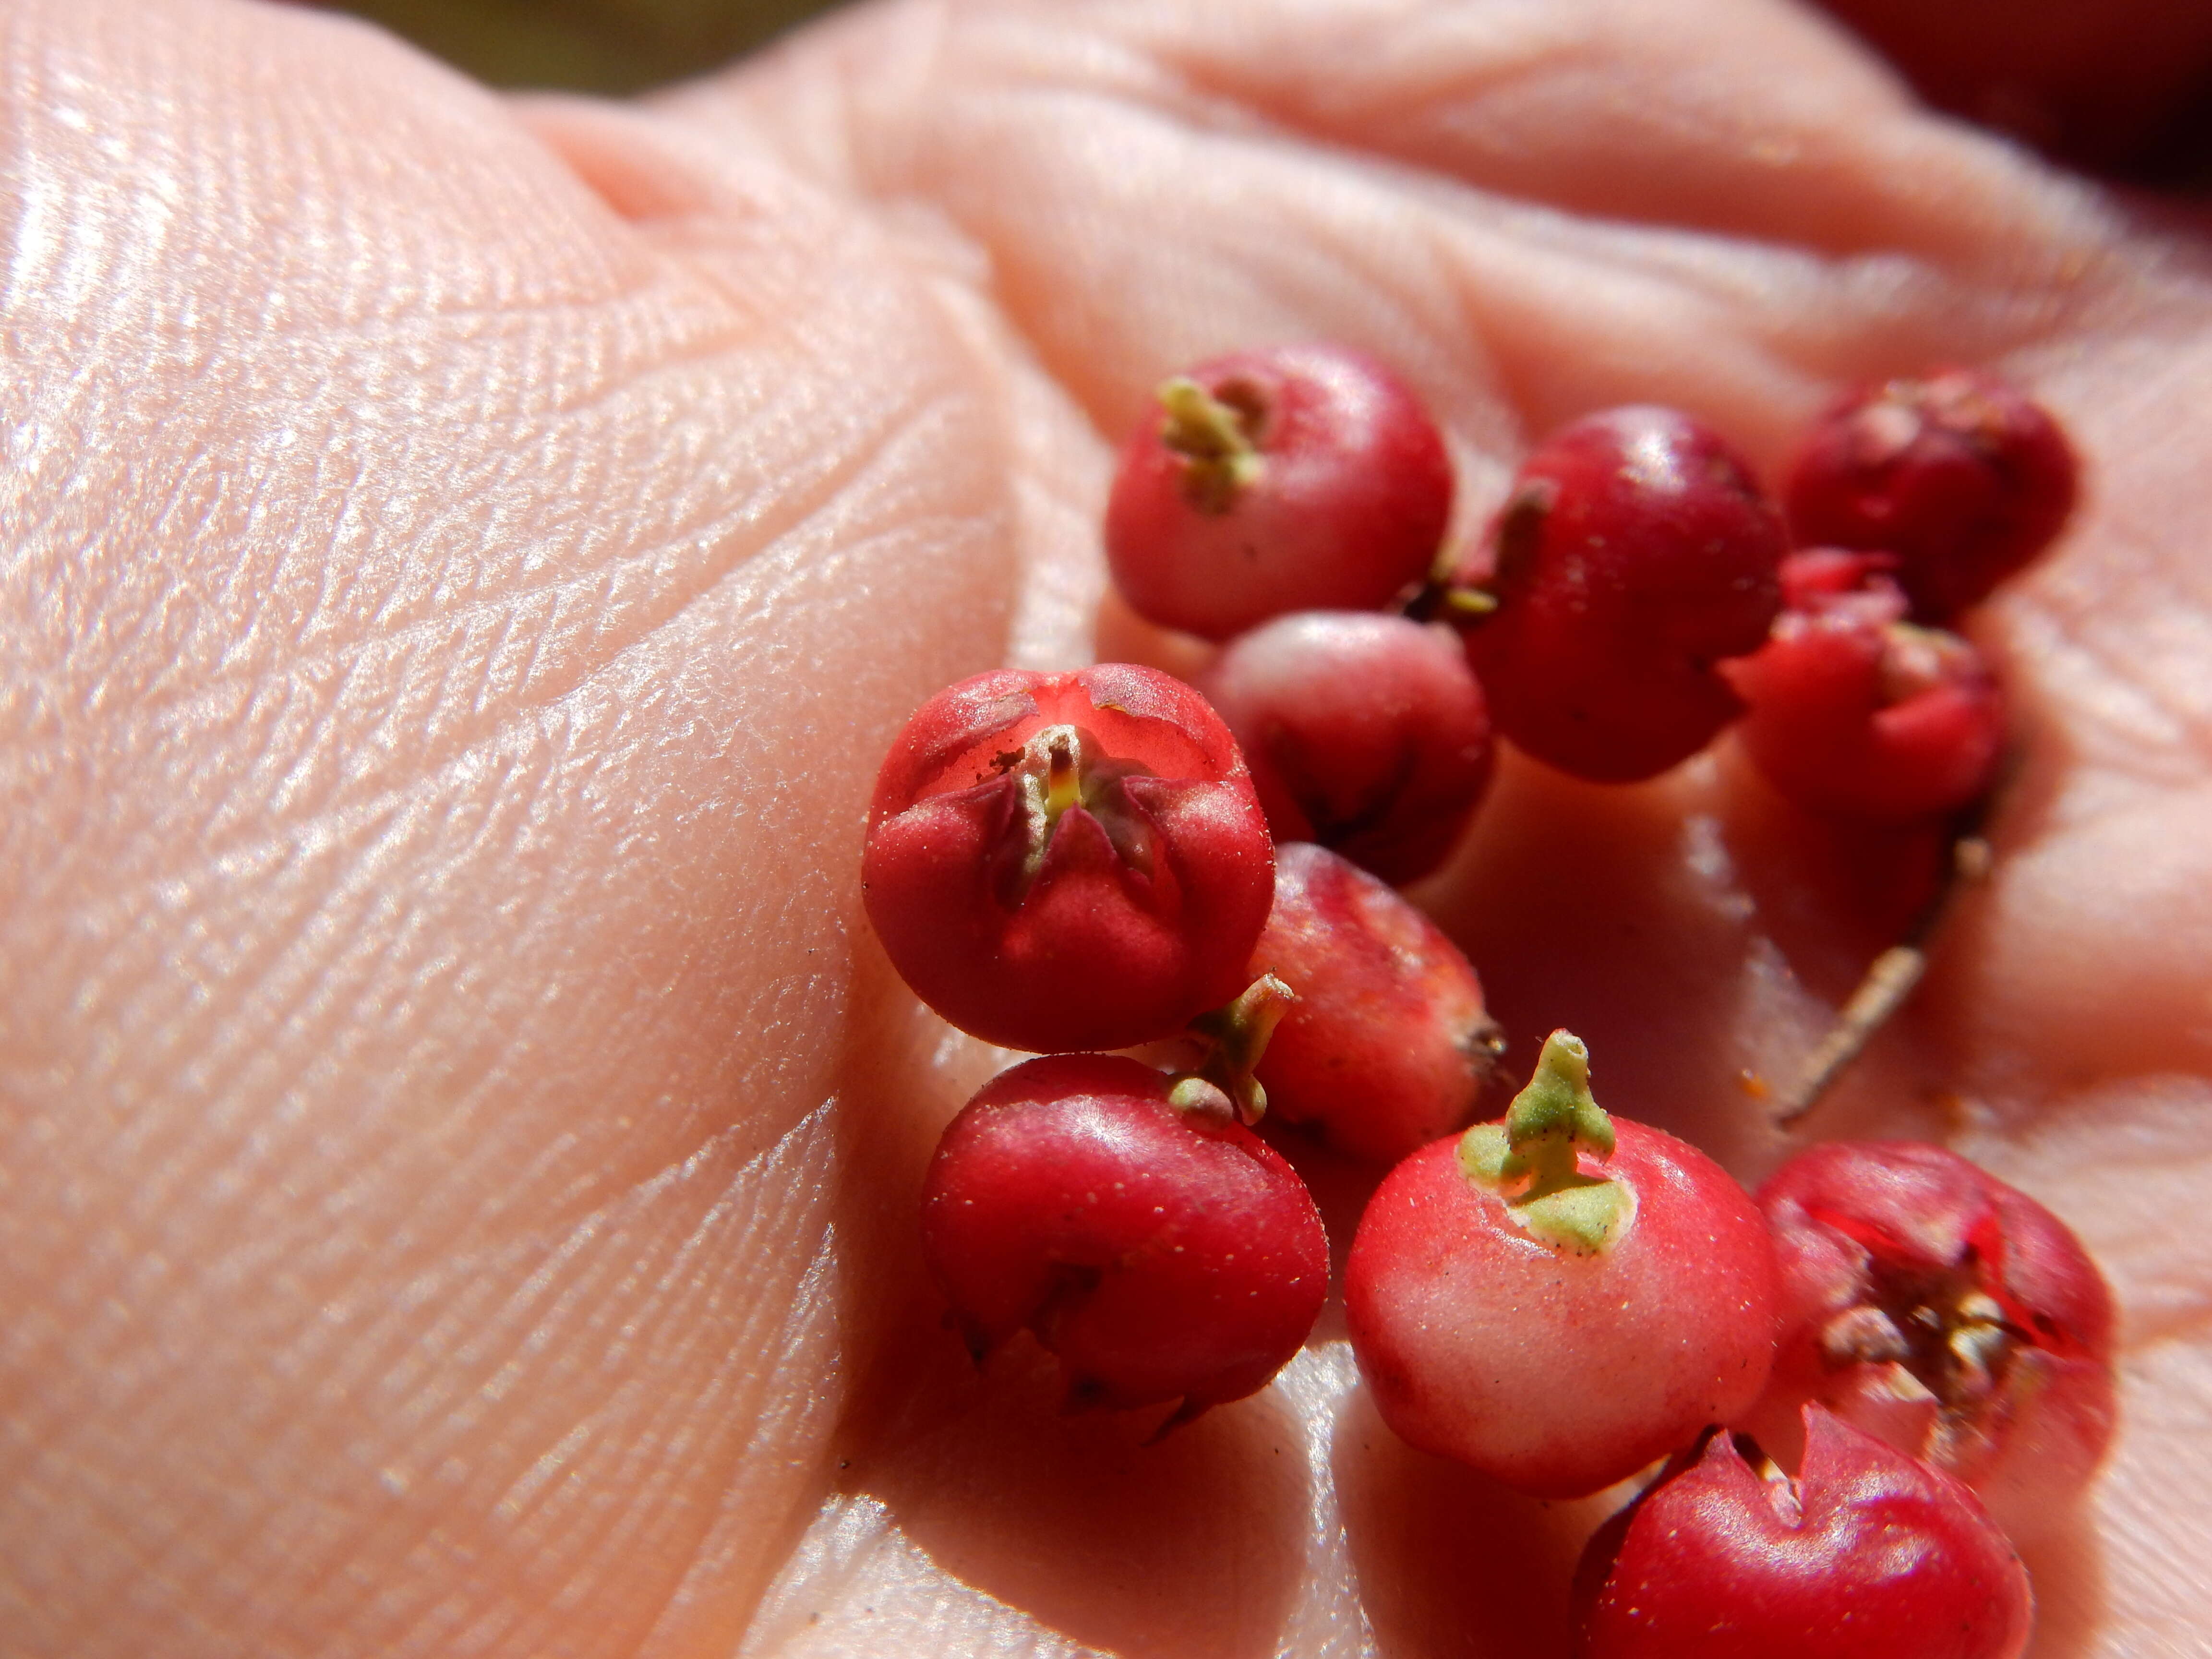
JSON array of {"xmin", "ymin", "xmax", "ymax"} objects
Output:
[{"xmin": 5, "ymin": 0, "xmax": 2210, "ymax": 1653}]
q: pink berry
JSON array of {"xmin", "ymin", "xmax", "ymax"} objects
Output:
[
  {"xmin": 1725, "ymin": 551, "xmax": 2006, "ymax": 821},
  {"xmin": 1104, "ymin": 344, "xmax": 1454, "ymax": 641},
  {"xmin": 1785, "ymin": 367, "xmax": 2079, "ymax": 624},
  {"xmin": 1197, "ymin": 612, "xmax": 1493, "ymax": 884},
  {"xmin": 920, "ymin": 1054, "xmax": 1329, "ymax": 1422},
  {"xmin": 863, "ymin": 664, "xmax": 1274, "ymax": 1052},
  {"xmin": 1344, "ymin": 1032, "xmax": 1779, "ymax": 1497},
  {"xmin": 1751, "ymin": 1140, "xmax": 2116, "ymax": 1537},
  {"xmin": 1248, "ymin": 842, "xmax": 1503, "ymax": 1164},
  {"xmin": 1453, "ymin": 407, "xmax": 1787, "ymax": 783},
  {"xmin": 1573, "ymin": 1406, "xmax": 2032, "ymax": 1659}
]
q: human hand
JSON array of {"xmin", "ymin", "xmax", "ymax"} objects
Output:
[{"xmin": 5, "ymin": 0, "xmax": 2209, "ymax": 1653}]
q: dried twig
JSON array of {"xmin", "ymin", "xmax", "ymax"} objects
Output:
[{"xmin": 1775, "ymin": 825, "xmax": 1995, "ymax": 1128}]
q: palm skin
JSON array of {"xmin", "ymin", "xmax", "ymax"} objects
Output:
[{"xmin": 3, "ymin": 0, "xmax": 2210, "ymax": 1655}]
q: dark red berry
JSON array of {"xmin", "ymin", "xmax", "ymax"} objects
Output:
[
  {"xmin": 1198, "ymin": 612, "xmax": 1492, "ymax": 884},
  {"xmin": 1750, "ymin": 1140, "xmax": 2116, "ymax": 1539},
  {"xmin": 1452, "ymin": 406, "xmax": 1787, "ymax": 783},
  {"xmin": 1785, "ymin": 367, "xmax": 2078, "ymax": 624},
  {"xmin": 1726, "ymin": 551, "xmax": 2006, "ymax": 821},
  {"xmin": 1249, "ymin": 842, "xmax": 1502, "ymax": 1164},
  {"xmin": 863, "ymin": 664, "xmax": 1274, "ymax": 1052},
  {"xmin": 1574, "ymin": 1407, "xmax": 2032, "ymax": 1659},
  {"xmin": 1104, "ymin": 344, "xmax": 1453, "ymax": 641},
  {"xmin": 1345, "ymin": 1033, "xmax": 1779, "ymax": 1497},
  {"xmin": 920, "ymin": 1054, "xmax": 1329, "ymax": 1423}
]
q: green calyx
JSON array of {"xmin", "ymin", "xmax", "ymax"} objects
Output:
[
  {"xmin": 1174, "ymin": 973, "xmax": 1297, "ymax": 1126},
  {"xmin": 1457, "ymin": 1030, "xmax": 1634, "ymax": 1255},
  {"xmin": 1157, "ymin": 377, "xmax": 1263, "ymax": 513}
]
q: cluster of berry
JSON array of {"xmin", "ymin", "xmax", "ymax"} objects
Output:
[{"xmin": 859, "ymin": 344, "xmax": 2106, "ymax": 1657}]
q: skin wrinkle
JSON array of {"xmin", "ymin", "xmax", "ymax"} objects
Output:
[
  {"xmin": 3, "ymin": 0, "xmax": 1012, "ymax": 1651},
  {"xmin": 693, "ymin": 34, "xmax": 1967, "ymax": 480},
  {"xmin": 14, "ymin": 305, "xmax": 962, "ymax": 828},
  {"xmin": 1129, "ymin": 0, "xmax": 2120, "ymax": 266},
  {"xmin": 672, "ymin": 0, "xmax": 2105, "ymax": 435},
  {"xmin": 14, "ymin": 1103, "xmax": 843, "ymax": 1656}
]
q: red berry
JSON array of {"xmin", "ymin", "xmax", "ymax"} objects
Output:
[
  {"xmin": 1573, "ymin": 1407, "xmax": 2033, "ymax": 1659},
  {"xmin": 1344, "ymin": 1033, "xmax": 1779, "ymax": 1497},
  {"xmin": 1726, "ymin": 551, "xmax": 2006, "ymax": 821},
  {"xmin": 1776, "ymin": 545, "xmax": 1898, "ymax": 611},
  {"xmin": 1453, "ymin": 407, "xmax": 1787, "ymax": 783},
  {"xmin": 1249, "ymin": 842, "xmax": 1503, "ymax": 1164},
  {"xmin": 1784, "ymin": 367, "xmax": 2078, "ymax": 624},
  {"xmin": 1751, "ymin": 1140, "xmax": 2116, "ymax": 1538},
  {"xmin": 920, "ymin": 1054, "xmax": 1329, "ymax": 1422},
  {"xmin": 1104, "ymin": 344, "xmax": 1454, "ymax": 641},
  {"xmin": 862, "ymin": 664, "xmax": 1274, "ymax": 1052},
  {"xmin": 1198, "ymin": 612, "xmax": 1493, "ymax": 884}
]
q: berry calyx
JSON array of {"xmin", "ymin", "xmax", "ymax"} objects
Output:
[
  {"xmin": 1457, "ymin": 1031, "xmax": 1629, "ymax": 1253},
  {"xmin": 1449, "ymin": 406, "xmax": 1788, "ymax": 783},
  {"xmin": 1154, "ymin": 375, "xmax": 1265, "ymax": 510},
  {"xmin": 863, "ymin": 664, "xmax": 1274, "ymax": 1052},
  {"xmin": 1198, "ymin": 611, "xmax": 1494, "ymax": 885},
  {"xmin": 1784, "ymin": 367, "xmax": 2078, "ymax": 624},
  {"xmin": 1104, "ymin": 344, "xmax": 1455, "ymax": 640},
  {"xmin": 1248, "ymin": 842, "xmax": 1502, "ymax": 1163},
  {"xmin": 1727, "ymin": 551, "xmax": 2006, "ymax": 821},
  {"xmin": 1750, "ymin": 1140, "xmax": 2117, "ymax": 1537},
  {"xmin": 1573, "ymin": 1407, "xmax": 2033, "ymax": 1659},
  {"xmin": 1176, "ymin": 970, "xmax": 1298, "ymax": 1126},
  {"xmin": 920, "ymin": 1054, "xmax": 1329, "ymax": 1427},
  {"xmin": 1345, "ymin": 1031, "xmax": 1780, "ymax": 1497}
]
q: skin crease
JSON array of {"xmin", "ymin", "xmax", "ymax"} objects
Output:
[{"xmin": 3, "ymin": 1, "xmax": 2212, "ymax": 1657}]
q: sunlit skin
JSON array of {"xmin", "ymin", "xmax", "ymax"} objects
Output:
[{"xmin": 6, "ymin": 0, "xmax": 2212, "ymax": 1655}]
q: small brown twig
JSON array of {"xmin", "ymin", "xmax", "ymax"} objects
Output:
[{"xmin": 1774, "ymin": 820, "xmax": 1996, "ymax": 1129}]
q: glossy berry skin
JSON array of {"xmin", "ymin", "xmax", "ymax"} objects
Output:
[
  {"xmin": 863, "ymin": 664, "xmax": 1274, "ymax": 1053},
  {"xmin": 1752, "ymin": 1140, "xmax": 2116, "ymax": 1539},
  {"xmin": 1345, "ymin": 1109, "xmax": 1779, "ymax": 1497},
  {"xmin": 1456, "ymin": 406, "xmax": 1787, "ymax": 783},
  {"xmin": 1249, "ymin": 842, "xmax": 1501, "ymax": 1164},
  {"xmin": 1573, "ymin": 1407, "xmax": 2032, "ymax": 1659},
  {"xmin": 920, "ymin": 1055, "xmax": 1329, "ymax": 1419},
  {"xmin": 1726, "ymin": 551, "xmax": 2006, "ymax": 821},
  {"xmin": 1104, "ymin": 344, "xmax": 1454, "ymax": 641},
  {"xmin": 1785, "ymin": 367, "xmax": 2078, "ymax": 624},
  {"xmin": 1198, "ymin": 613, "xmax": 1493, "ymax": 884}
]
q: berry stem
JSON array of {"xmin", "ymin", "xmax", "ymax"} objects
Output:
[
  {"xmin": 1178, "ymin": 973, "xmax": 1298, "ymax": 1125},
  {"xmin": 1157, "ymin": 376, "xmax": 1263, "ymax": 512},
  {"xmin": 1459, "ymin": 1030, "xmax": 1634, "ymax": 1254}
]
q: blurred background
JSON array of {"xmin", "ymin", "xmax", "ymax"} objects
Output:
[
  {"xmin": 310, "ymin": 0, "xmax": 2212, "ymax": 183},
  {"xmin": 310, "ymin": 0, "xmax": 848, "ymax": 94}
]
